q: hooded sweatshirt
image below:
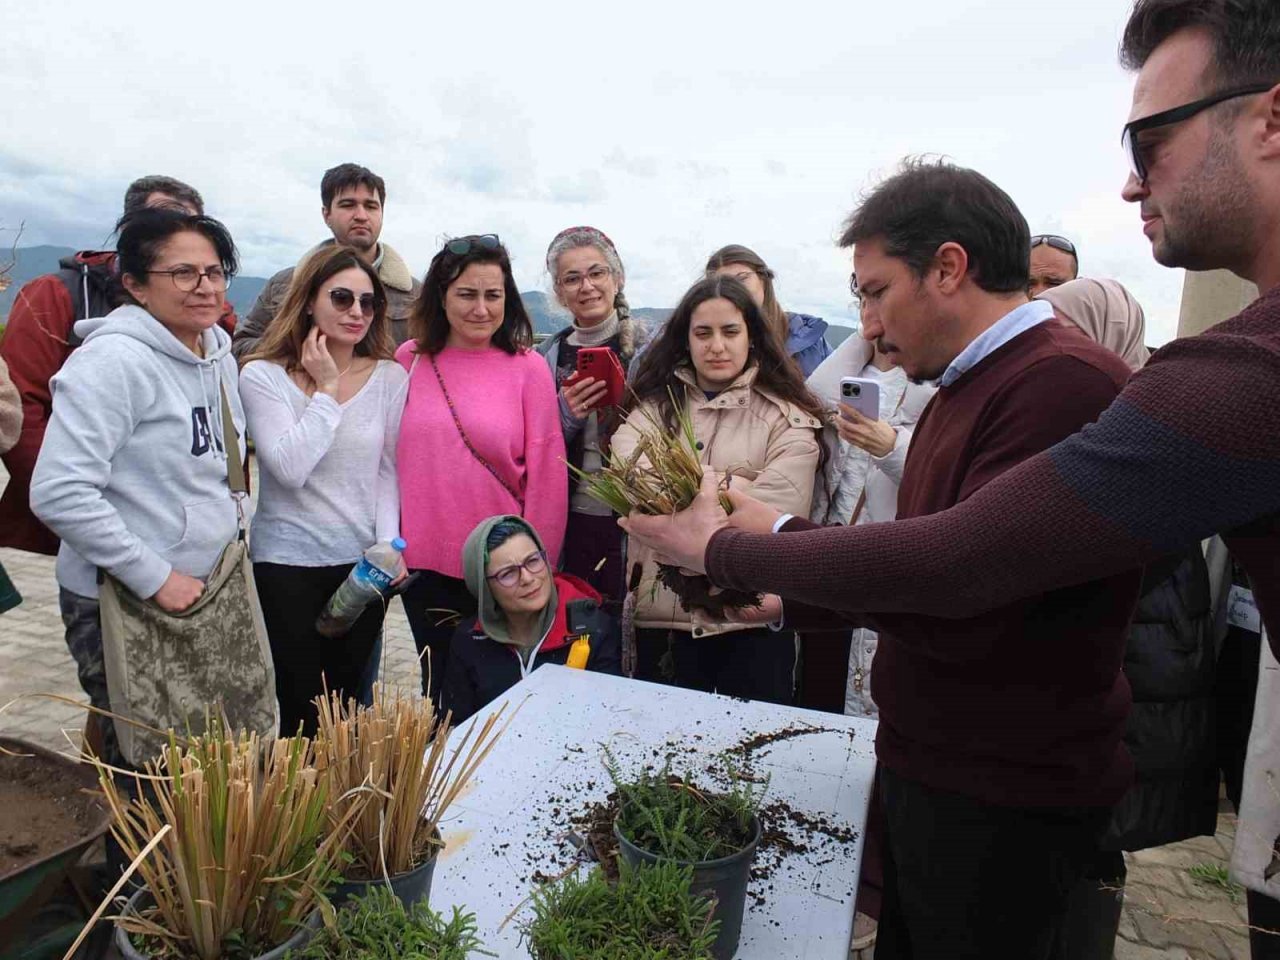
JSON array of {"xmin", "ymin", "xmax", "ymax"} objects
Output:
[{"xmin": 30, "ymin": 305, "xmax": 246, "ymax": 600}]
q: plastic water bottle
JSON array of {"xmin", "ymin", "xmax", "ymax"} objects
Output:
[{"xmin": 315, "ymin": 538, "xmax": 406, "ymax": 638}]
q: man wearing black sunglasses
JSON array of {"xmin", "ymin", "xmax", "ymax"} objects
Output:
[
  {"xmin": 620, "ymin": 1, "xmax": 1280, "ymax": 956},
  {"xmin": 1028, "ymin": 234, "xmax": 1079, "ymax": 297},
  {"xmin": 233, "ymin": 163, "xmax": 422, "ymax": 359},
  {"xmin": 1120, "ymin": 10, "xmax": 1279, "ymax": 278}
]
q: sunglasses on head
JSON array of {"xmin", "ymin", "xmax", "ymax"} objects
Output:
[
  {"xmin": 446, "ymin": 234, "xmax": 501, "ymax": 256},
  {"xmin": 1121, "ymin": 82, "xmax": 1276, "ymax": 184},
  {"xmin": 328, "ymin": 287, "xmax": 380, "ymax": 318},
  {"xmin": 1030, "ymin": 235, "xmax": 1077, "ymax": 257}
]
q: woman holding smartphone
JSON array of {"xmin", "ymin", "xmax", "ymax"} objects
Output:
[
  {"xmin": 397, "ymin": 235, "xmax": 567, "ymax": 699},
  {"xmin": 614, "ymin": 275, "xmax": 824, "ymax": 703},
  {"xmin": 240, "ymin": 245, "xmax": 405, "ymax": 735},
  {"xmin": 538, "ymin": 226, "xmax": 651, "ymax": 606}
]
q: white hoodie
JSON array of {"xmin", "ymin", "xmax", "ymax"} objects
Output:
[{"xmin": 31, "ymin": 305, "xmax": 246, "ymax": 600}]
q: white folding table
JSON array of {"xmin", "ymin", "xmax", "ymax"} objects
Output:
[{"xmin": 430, "ymin": 665, "xmax": 877, "ymax": 959}]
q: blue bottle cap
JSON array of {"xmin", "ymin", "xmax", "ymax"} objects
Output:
[{"xmin": 391, "ymin": 537, "xmax": 407, "ymax": 552}]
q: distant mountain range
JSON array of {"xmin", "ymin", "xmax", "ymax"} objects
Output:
[{"xmin": 1, "ymin": 245, "xmax": 853, "ymax": 346}]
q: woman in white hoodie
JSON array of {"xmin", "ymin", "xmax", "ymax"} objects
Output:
[{"xmin": 30, "ymin": 208, "xmax": 246, "ymax": 769}]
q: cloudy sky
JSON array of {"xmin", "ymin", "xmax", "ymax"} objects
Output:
[{"xmin": 1, "ymin": 1, "xmax": 1185, "ymax": 342}]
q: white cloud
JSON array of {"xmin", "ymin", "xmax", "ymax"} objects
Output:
[{"xmin": 0, "ymin": 0, "xmax": 1185, "ymax": 343}]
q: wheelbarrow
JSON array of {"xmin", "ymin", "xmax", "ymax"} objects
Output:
[{"xmin": 0, "ymin": 737, "xmax": 112, "ymax": 959}]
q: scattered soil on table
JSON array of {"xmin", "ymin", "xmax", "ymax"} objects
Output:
[
  {"xmin": 0, "ymin": 748, "xmax": 106, "ymax": 877},
  {"xmin": 730, "ymin": 723, "xmax": 856, "ymax": 759},
  {"xmin": 499, "ymin": 722, "xmax": 862, "ymax": 917},
  {"xmin": 565, "ymin": 782, "xmax": 858, "ymax": 896}
]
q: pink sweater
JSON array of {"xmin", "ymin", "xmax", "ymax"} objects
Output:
[{"xmin": 395, "ymin": 342, "xmax": 567, "ymax": 578}]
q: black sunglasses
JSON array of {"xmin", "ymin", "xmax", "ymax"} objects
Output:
[
  {"xmin": 328, "ymin": 287, "xmax": 380, "ymax": 318},
  {"xmin": 1121, "ymin": 82, "xmax": 1276, "ymax": 184},
  {"xmin": 446, "ymin": 234, "xmax": 501, "ymax": 256},
  {"xmin": 1030, "ymin": 235, "xmax": 1077, "ymax": 257}
]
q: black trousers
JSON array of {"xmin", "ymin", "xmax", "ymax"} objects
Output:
[
  {"xmin": 876, "ymin": 766, "xmax": 1110, "ymax": 960},
  {"xmin": 634, "ymin": 627, "xmax": 796, "ymax": 705},
  {"xmin": 253, "ymin": 562, "xmax": 385, "ymax": 736},
  {"xmin": 401, "ymin": 570, "xmax": 477, "ymax": 701},
  {"xmin": 561, "ymin": 510, "xmax": 626, "ymax": 614}
]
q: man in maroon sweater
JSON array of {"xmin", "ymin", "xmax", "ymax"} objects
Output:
[
  {"xmin": 626, "ymin": 0, "xmax": 1280, "ymax": 954},
  {"xmin": 640, "ymin": 160, "xmax": 1140, "ymax": 956}
]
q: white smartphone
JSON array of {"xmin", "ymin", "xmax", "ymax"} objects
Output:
[{"xmin": 840, "ymin": 377, "xmax": 881, "ymax": 421}]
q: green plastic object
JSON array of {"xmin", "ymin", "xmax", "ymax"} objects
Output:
[
  {"xmin": 0, "ymin": 562, "xmax": 21, "ymax": 615},
  {"xmin": 0, "ymin": 739, "xmax": 112, "ymax": 957}
]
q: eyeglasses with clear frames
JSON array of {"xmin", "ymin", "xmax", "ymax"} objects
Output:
[
  {"xmin": 147, "ymin": 265, "xmax": 230, "ymax": 292},
  {"xmin": 486, "ymin": 550, "xmax": 548, "ymax": 589},
  {"xmin": 558, "ymin": 265, "xmax": 613, "ymax": 290}
]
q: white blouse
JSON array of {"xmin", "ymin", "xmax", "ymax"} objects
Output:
[{"xmin": 240, "ymin": 359, "xmax": 407, "ymax": 565}]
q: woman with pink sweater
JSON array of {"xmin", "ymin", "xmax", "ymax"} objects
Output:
[{"xmin": 396, "ymin": 234, "xmax": 567, "ymax": 699}]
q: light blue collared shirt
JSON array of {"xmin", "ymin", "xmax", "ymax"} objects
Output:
[{"xmin": 937, "ymin": 299, "xmax": 1055, "ymax": 388}]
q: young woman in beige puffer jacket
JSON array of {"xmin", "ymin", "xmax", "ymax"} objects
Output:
[{"xmin": 614, "ymin": 275, "xmax": 824, "ymax": 703}]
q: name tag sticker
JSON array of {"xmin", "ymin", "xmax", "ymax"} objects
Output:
[{"xmin": 1228, "ymin": 584, "xmax": 1262, "ymax": 634}]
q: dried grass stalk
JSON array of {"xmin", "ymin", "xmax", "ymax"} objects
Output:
[
  {"xmin": 313, "ymin": 686, "xmax": 508, "ymax": 880},
  {"xmin": 93, "ymin": 719, "xmax": 356, "ymax": 960}
]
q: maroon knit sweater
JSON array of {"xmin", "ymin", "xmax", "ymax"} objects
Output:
[
  {"xmin": 781, "ymin": 320, "xmax": 1139, "ymax": 807},
  {"xmin": 709, "ymin": 285, "xmax": 1280, "ymax": 804}
]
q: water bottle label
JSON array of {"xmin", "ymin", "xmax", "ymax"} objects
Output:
[{"xmin": 356, "ymin": 558, "xmax": 394, "ymax": 594}]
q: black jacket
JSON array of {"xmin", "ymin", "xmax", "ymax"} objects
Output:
[
  {"xmin": 1103, "ymin": 549, "xmax": 1219, "ymax": 851},
  {"xmin": 441, "ymin": 587, "xmax": 622, "ymax": 723}
]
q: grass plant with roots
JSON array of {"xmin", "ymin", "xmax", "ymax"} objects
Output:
[
  {"xmin": 312, "ymin": 685, "xmax": 509, "ymax": 882},
  {"xmin": 569, "ymin": 391, "xmax": 762, "ymax": 616}
]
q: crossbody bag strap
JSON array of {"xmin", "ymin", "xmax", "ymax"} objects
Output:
[
  {"xmin": 428, "ymin": 354, "xmax": 525, "ymax": 508},
  {"xmin": 219, "ymin": 380, "xmax": 246, "ymax": 494},
  {"xmin": 218, "ymin": 379, "xmax": 249, "ymax": 539}
]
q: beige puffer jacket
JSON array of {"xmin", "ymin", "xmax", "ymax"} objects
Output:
[{"xmin": 614, "ymin": 364, "xmax": 822, "ymax": 637}]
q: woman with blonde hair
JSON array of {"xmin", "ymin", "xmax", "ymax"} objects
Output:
[{"xmin": 240, "ymin": 244, "xmax": 407, "ymax": 735}]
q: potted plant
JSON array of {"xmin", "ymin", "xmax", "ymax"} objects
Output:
[
  {"xmin": 96, "ymin": 722, "xmax": 358, "ymax": 960},
  {"xmin": 568, "ymin": 395, "xmax": 760, "ymax": 617},
  {"xmin": 525, "ymin": 859, "xmax": 718, "ymax": 960},
  {"xmin": 608, "ymin": 754, "xmax": 766, "ymax": 960},
  {"xmin": 284, "ymin": 884, "xmax": 484, "ymax": 959},
  {"xmin": 313, "ymin": 687, "xmax": 506, "ymax": 907}
]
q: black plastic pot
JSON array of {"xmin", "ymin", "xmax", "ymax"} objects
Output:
[
  {"xmin": 330, "ymin": 828, "xmax": 442, "ymax": 908},
  {"xmin": 114, "ymin": 888, "xmax": 320, "ymax": 960},
  {"xmin": 615, "ymin": 811, "xmax": 762, "ymax": 960}
]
